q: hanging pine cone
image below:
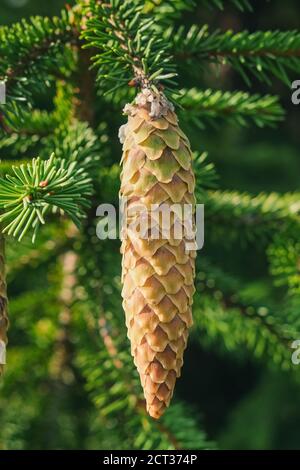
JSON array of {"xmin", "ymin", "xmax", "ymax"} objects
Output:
[
  {"xmin": 120, "ymin": 89, "xmax": 196, "ymax": 419},
  {"xmin": 0, "ymin": 235, "xmax": 8, "ymax": 376}
]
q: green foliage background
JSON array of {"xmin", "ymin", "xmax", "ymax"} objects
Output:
[{"xmin": 0, "ymin": 0, "xmax": 300, "ymax": 450}]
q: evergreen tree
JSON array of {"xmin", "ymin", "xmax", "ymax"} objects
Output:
[{"xmin": 0, "ymin": 0, "xmax": 300, "ymax": 450}]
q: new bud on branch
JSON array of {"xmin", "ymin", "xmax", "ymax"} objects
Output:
[{"xmin": 120, "ymin": 89, "xmax": 196, "ymax": 419}]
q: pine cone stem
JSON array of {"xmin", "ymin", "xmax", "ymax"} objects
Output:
[
  {"xmin": 120, "ymin": 89, "xmax": 196, "ymax": 419},
  {"xmin": 0, "ymin": 233, "xmax": 8, "ymax": 376}
]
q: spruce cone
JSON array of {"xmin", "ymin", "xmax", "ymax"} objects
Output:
[
  {"xmin": 0, "ymin": 235, "xmax": 8, "ymax": 376},
  {"xmin": 120, "ymin": 89, "xmax": 196, "ymax": 419}
]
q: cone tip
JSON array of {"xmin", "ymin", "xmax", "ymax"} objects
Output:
[{"xmin": 147, "ymin": 402, "xmax": 167, "ymax": 420}]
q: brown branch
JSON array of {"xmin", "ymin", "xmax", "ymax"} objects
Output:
[
  {"xmin": 50, "ymin": 249, "xmax": 77, "ymax": 381},
  {"xmin": 0, "ymin": 233, "xmax": 8, "ymax": 377},
  {"xmin": 75, "ymin": 48, "xmax": 97, "ymax": 126},
  {"xmin": 98, "ymin": 317, "xmax": 123, "ymax": 370}
]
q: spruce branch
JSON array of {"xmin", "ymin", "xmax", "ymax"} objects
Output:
[
  {"xmin": 0, "ymin": 10, "xmax": 79, "ymax": 131},
  {"xmin": 147, "ymin": 0, "xmax": 252, "ymax": 22},
  {"xmin": 169, "ymin": 26, "xmax": 300, "ymax": 85},
  {"xmin": 7, "ymin": 223, "xmax": 73, "ymax": 278},
  {"xmin": 202, "ymin": 190, "xmax": 300, "ymax": 245},
  {"xmin": 200, "ymin": 0, "xmax": 253, "ymax": 11},
  {"xmin": 0, "ymin": 154, "xmax": 93, "ymax": 242},
  {"xmin": 193, "ymin": 152, "xmax": 219, "ymax": 194},
  {"xmin": 194, "ymin": 261, "xmax": 297, "ymax": 370},
  {"xmin": 82, "ymin": 0, "xmax": 177, "ymax": 94},
  {"xmin": 40, "ymin": 120, "xmax": 104, "ymax": 173},
  {"xmin": 0, "ymin": 10, "xmax": 79, "ymax": 91},
  {"xmin": 268, "ymin": 225, "xmax": 300, "ymax": 298},
  {"xmin": 145, "ymin": 0, "xmax": 196, "ymax": 23},
  {"xmin": 2, "ymin": 81, "xmax": 74, "ymax": 137},
  {"xmin": 0, "ymin": 133, "xmax": 40, "ymax": 159},
  {"xmin": 177, "ymin": 88, "xmax": 284, "ymax": 129},
  {"xmin": 193, "ymin": 294, "xmax": 294, "ymax": 370}
]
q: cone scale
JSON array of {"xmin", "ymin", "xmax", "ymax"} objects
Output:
[
  {"xmin": 0, "ymin": 234, "xmax": 8, "ymax": 376},
  {"xmin": 120, "ymin": 89, "xmax": 196, "ymax": 419}
]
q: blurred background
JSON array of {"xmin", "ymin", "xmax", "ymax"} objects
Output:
[{"xmin": 0, "ymin": 0, "xmax": 300, "ymax": 450}]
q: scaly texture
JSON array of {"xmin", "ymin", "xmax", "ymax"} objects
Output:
[
  {"xmin": 120, "ymin": 89, "xmax": 196, "ymax": 419},
  {"xmin": 0, "ymin": 234, "xmax": 8, "ymax": 376}
]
